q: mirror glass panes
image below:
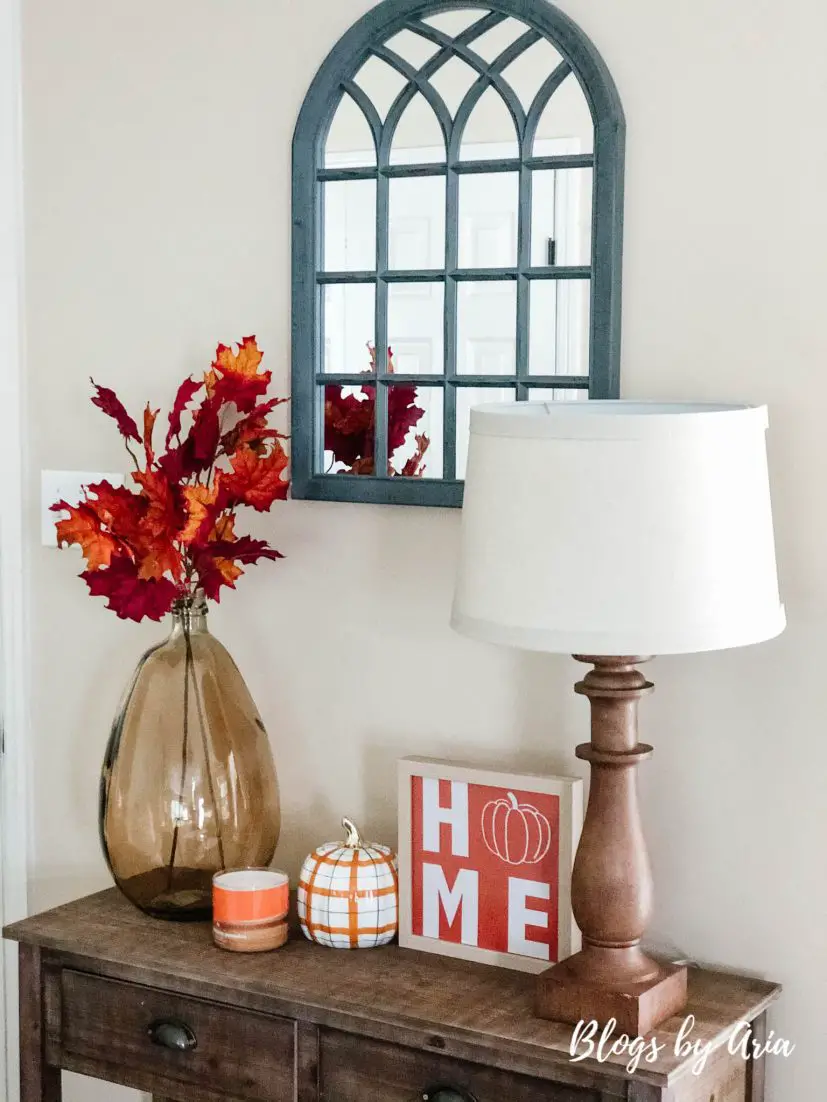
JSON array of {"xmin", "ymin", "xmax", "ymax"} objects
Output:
[
  {"xmin": 527, "ymin": 388, "xmax": 589, "ymax": 402},
  {"xmin": 390, "ymin": 93, "xmax": 446, "ymax": 164},
  {"xmin": 501, "ymin": 38, "xmax": 564, "ymax": 109},
  {"xmin": 323, "ymin": 180, "xmax": 377, "ymax": 272},
  {"xmin": 531, "ymin": 168, "xmax": 593, "ymax": 267},
  {"xmin": 322, "ymin": 284, "xmax": 375, "ymax": 374},
  {"xmin": 533, "ymin": 72, "xmax": 594, "ymax": 154},
  {"xmin": 459, "ymin": 86, "xmax": 520, "ymax": 161},
  {"xmin": 389, "ymin": 176, "xmax": 446, "ymax": 269},
  {"xmin": 529, "ymin": 279, "xmax": 591, "ymax": 376},
  {"xmin": 422, "ymin": 9, "xmax": 485, "ymax": 35},
  {"xmin": 430, "ymin": 56, "xmax": 480, "ymax": 118},
  {"xmin": 457, "ymin": 281, "xmax": 517, "ymax": 375},
  {"xmin": 388, "ymin": 282, "xmax": 445, "ymax": 374},
  {"xmin": 322, "ymin": 384, "xmax": 377, "ymax": 475},
  {"xmin": 455, "ymin": 385, "xmax": 517, "ymax": 478},
  {"xmin": 388, "ymin": 385, "xmax": 445, "ymax": 478},
  {"xmin": 353, "ymin": 57, "xmax": 408, "ymax": 122},
  {"xmin": 308, "ymin": 2, "xmax": 609, "ymax": 495},
  {"xmin": 325, "ymin": 94, "xmax": 376, "ymax": 168},
  {"xmin": 384, "ymin": 29, "xmax": 441, "ymax": 68},
  {"xmin": 459, "ymin": 173, "xmax": 519, "ymax": 268},
  {"xmin": 471, "ymin": 18, "xmax": 532, "ymax": 64}
]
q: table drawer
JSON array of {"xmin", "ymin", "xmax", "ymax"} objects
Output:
[
  {"xmin": 59, "ymin": 969, "xmax": 295, "ymax": 1102},
  {"xmin": 320, "ymin": 1029, "xmax": 601, "ymax": 1102}
]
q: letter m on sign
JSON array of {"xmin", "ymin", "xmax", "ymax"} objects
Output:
[{"xmin": 421, "ymin": 865, "xmax": 479, "ymax": 946}]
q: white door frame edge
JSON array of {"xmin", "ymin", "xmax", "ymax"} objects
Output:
[{"xmin": 0, "ymin": 0, "xmax": 30, "ymax": 1098}]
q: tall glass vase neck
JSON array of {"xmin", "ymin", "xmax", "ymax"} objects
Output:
[{"xmin": 170, "ymin": 596, "xmax": 209, "ymax": 637}]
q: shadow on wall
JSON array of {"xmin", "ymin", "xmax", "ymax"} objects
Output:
[
  {"xmin": 351, "ymin": 648, "xmax": 586, "ymax": 858},
  {"xmin": 28, "ymin": 868, "xmax": 114, "ymax": 918},
  {"xmin": 269, "ymin": 791, "xmax": 339, "ymax": 883}
]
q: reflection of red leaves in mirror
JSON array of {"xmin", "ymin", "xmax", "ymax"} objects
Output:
[
  {"xmin": 388, "ymin": 387, "xmax": 427, "ymax": 454},
  {"xmin": 324, "ymin": 346, "xmax": 430, "ymax": 476},
  {"xmin": 397, "ymin": 433, "xmax": 430, "ymax": 478},
  {"xmin": 324, "ymin": 390, "xmax": 375, "ymax": 469},
  {"xmin": 55, "ymin": 337, "xmax": 289, "ymax": 622}
]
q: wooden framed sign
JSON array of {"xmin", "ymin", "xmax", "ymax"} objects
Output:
[{"xmin": 398, "ymin": 758, "xmax": 582, "ymax": 973}]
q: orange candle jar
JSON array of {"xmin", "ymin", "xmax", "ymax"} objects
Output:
[{"xmin": 212, "ymin": 869, "xmax": 289, "ymax": 952}]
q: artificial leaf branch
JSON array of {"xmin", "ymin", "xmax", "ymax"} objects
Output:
[{"xmin": 54, "ymin": 337, "xmax": 289, "ymax": 622}]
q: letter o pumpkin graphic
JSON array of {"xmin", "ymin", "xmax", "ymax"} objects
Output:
[{"xmin": 481, "ymin": 792, "xmax": 552, "ymax": 866}]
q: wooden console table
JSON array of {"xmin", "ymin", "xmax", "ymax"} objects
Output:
[{"xmin": 5, "ymin": 889, "xmax": 780, "ymax": 1102}]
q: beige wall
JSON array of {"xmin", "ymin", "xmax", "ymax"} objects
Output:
[{"xmin": 21, "ymin": 1, "xmax": 826, "ymax": 1099}]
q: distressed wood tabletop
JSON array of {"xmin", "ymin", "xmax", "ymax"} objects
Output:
[{"xmin": 4, "ymin": 888, "xmax": 780, "ymax": 1090}]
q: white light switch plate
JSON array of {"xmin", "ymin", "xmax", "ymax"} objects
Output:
[{"xmin": 42, "ymin": 470, "xmax": 126, "ymax": 548}]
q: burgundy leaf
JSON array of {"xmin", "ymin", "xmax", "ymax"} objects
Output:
[
  {"xmin": 90, "ymin": 379, "xmax": 141, "ymax": 443},
  {"xmin": 191, "ymin": 395, "xmax": 222, "ymax": 463},
  {"xmin": 81, "ymin": 556, "xmax": 177, "ymax": 622},
  {"xmin": 166, "ymin": 376, "xmax": 203, "ymax": 447},
  {"xmin": 209, "ymin": 536, "xmax": 283, "ymax": 565}
]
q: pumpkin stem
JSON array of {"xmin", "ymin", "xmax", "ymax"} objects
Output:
[
  {"xmin": 342, "ymin": 817, "xmax": 363, "ymax": 848},
  {"xmin": 507, "ymin": 792, "xmax": 519, "ymax": 809}
]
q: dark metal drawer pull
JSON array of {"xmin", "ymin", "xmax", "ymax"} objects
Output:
[
  {"xmin": 422, "ymin": 1087, "xmax": 477, "ymax": 1102},
  {"xmin": 147, "ymin": 1019, "xmax": 198, "ymax": 1052}
]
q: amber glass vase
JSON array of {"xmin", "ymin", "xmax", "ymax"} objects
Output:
[{"xmin": 100, "ymin": 597, "xmax": 280, "ymax": 920}]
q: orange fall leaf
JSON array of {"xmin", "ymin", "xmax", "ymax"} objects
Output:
[
  {"xmin": 180, "ymin": 483, "xmax": 219, "ymax": 545},
  {"xmin": 55, "ymin": 505, "xmax": 118, "ymax": 572}
]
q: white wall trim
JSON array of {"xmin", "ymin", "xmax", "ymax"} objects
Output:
[{"xmin": 0, "ymin": 0, "xmax": 29, "ymax": 1097}]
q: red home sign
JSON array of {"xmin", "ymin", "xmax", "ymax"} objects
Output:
[{"xmin": 398, "ymin": 759, "xmax": 582, "ymax": 972}]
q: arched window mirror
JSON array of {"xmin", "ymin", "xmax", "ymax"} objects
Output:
[{"xmin": 292, "ymin": 0, "xmax": 624, "ymax": 507}]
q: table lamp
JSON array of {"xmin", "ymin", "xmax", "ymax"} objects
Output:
[{"xmin": 451, "ymin": 401, "xmax": 785, "ymax": 1033}]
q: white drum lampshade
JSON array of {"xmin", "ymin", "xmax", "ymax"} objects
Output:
[
  {"xmin": 451, "ymin": 400, "xmax": 786, "ymax": 1034},
  {"xmin": 452, "ymin": 401, "xmax": 785, "ymax": 657}
]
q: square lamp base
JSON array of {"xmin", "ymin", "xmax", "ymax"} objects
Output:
[{"xmin": 535, "ymin": 955, "xmax": 688, "ymax": 1036}]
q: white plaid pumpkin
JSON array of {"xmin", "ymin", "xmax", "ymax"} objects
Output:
[{"xmin": 298, "ymin": 818, "xmax": 398, "ymax": 949}]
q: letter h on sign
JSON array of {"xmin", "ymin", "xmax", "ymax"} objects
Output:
[{"xmin": 421, "ymin": 778, "xmax": 469, "ymax": 857}]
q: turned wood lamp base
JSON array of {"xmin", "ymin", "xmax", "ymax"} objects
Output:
[{"xmin": 535, "ymin": 656, "xmax": 688, "ymax": 1034}]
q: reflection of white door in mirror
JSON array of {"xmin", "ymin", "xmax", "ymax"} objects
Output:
[
  {"xmin": 533, "ymin": 138, "xmax": 588, "ymax": 376},
  {"xmin": 389, "ymin": 218, "xmax": 431, "ymax": 273},
  {"xmin": 325, "ymin": 138, "xmax": 586, "ymax": 382},
  {"xmin": 323, "ymin": 178, "xmax": 377, "ymax": 271},
  {"xmin": 393, "ymin": 340, "xmax": 434, "ymax": 374},
  {"xmin": 388, "ymin": 283, "xmax": 444, "ymax": 374},
  {"xmin": 323, "ymin": 283, "xmax": 375, "ymax": 374},
  {"xmin": 469, "ymin": 339, "xmax": 515, "ymax": 375}
]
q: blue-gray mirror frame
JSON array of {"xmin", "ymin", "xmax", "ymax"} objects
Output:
[{"xmin": 292, "ymin": 0, "xmax": 625, "ymax": 508}]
